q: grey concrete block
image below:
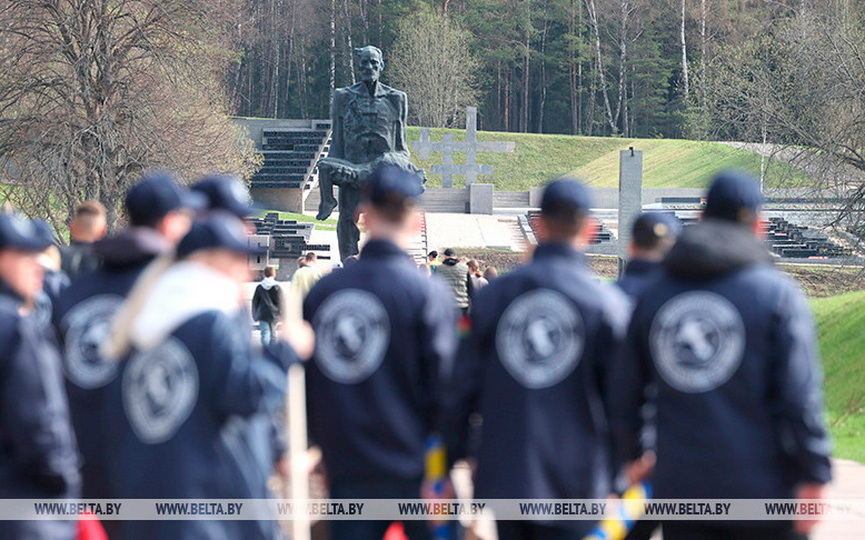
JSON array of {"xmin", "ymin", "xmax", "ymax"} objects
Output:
[
  {"xmin": 529, "ymin": 186, "xmax": 544, "ymax": 208},
  {"xmin": 469, "ymin": 183, "xmax": 495, "ymax": 215},
  {"xmin": 618, "ymin": 150, "xmax": 643, "ymax": 274}
]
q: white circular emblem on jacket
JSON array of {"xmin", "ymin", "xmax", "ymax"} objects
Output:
[
  {"xmin": 62, "ymin": 295, "xmax": 123, "ymax": 389},
  {"xmin": 123, "ymin": 338, "xmax": 198, "ymax": 444},
  {"xmin": 314, "ymin": 289, "xmax": 390, "ymax": 384},
  {"xmin": 650, "ymin": 291, "xmax": 745, "ymax": 393},
  {"xmin": 496, "ymin": 289, "xmax": 584, "ymax": 389}
]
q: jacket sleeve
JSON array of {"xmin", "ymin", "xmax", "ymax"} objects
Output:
[
  {"xmin": 441, "ymin": 291, "xmax": 486, "ymax": 467},
  {"xmin": 770, "ymin": 283, "xmax": 832, "ymax": 485},
  {"xmin": 251, "ymin": 286, "xmax": 262, "ymax": 322},
  {"xmin": 1, "ymin": 316, "xmax": 78, "ymax": 494},
  {"xmin": 419, "ymin": 284, "xmax": 458, "ymax": 436},
  {"xmin": 206, "ymin": 313, "xmax": 289, "ymax": 418},
  {"xmin": 607, "ymin": 298, "xmax": 651, "ymax": 473}
]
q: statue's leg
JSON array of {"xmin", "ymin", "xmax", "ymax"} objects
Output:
[
  {"xmin": 316, "ymin": 166, "xmax": 338, "ymax": 221},
  {"xmin": 337, "ymin": 186, "xmax": 361, "ymax": 260}
]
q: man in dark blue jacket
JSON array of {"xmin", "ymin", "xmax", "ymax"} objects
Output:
[
  {"xmin": 100, "ymin": 213, "xmax": 311, "ymax": 539},
  {"xmin": 304, "ymin": 165, "xmax": 458, "ymax": 540},
  {"xmin": 0, "ymin": 213, "xmax": 80, "ymax": 539},
  {"xmin": 611, "ymin": 171, "xmax": 832, "ymax": 540},
  {"xmin": 616, "ymin": 212, "xmax": 680, "ymax": 299},
  {"xmin": 53, "ymin": 172, "xmax": 204, "ymax": 503},
  {"xmin": 443, "ymin": 178, "xmax": 630, "ymax": 540}
]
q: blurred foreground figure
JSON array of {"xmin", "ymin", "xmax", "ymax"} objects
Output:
[
  {"xmin": 304, "ymin": 166, "xmax": 457, "ymax": 540},
  {"xmin": 612, "ymin": 171, "xmax": 832, "ymax": 540},
  {"xmin": 54, "ymin": 173, "xmax": 204, "ymax": 504},
  {"xmin": 0, "ymin": 213, "xmax": 80, "ymax": 539},
  {"xmin": 444, "ymin": 178, "xmax": 629, "ymax": 540},
  {"xmin": 99, "ymin": 213, "xmax": 312, "ymax": 539},
  {"xmin": 60, "ymin": 200, "xmax": 107, "ymax": 280}
]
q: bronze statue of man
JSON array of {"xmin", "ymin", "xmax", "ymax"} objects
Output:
[{"xmin": 316, "ymin": 45, "xmax": 424, "ymax": 260}]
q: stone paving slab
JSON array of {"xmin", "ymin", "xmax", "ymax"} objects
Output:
[{"xmin": 425, "ymin": 213, "xmax": 522, "ymax": 252}]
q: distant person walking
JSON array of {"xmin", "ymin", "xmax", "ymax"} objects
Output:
[
  {"xmin": 616, "ymin": 212, "xmax": 680, "ymax": 299},
  {"xmin": 436, "ymin": 248, "xmax": 472, "ymax": 314},
  {"xmin": 467, "ymin": 259, "xmax": 488, "ymax": 294},
  {"xmin": 60, "ymin": 200, "xmax": 107, "ymax": 280},
  {"xmin": 291, "ymin": 251, "xmax": 321, "ymax": 302},
  {"xmin": 611, "ymin": 171, "xmax": 832, "ymax": 540},
  {"xmin": 252, "ymin": 266, "xmax": 282, "ymax": 346}
]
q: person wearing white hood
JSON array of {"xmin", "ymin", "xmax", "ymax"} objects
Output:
[
  {"xmin": 252, "ymin": 266, "xmax": 282, "ymax": 346},
  {"xmin": 101, "ymin": 211, "xmax": 314, "ymax": 540}
]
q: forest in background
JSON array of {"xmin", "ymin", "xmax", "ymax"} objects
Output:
[{"xmin": 231, "ymin": 0, "xmax": 860, "ymax": 141}]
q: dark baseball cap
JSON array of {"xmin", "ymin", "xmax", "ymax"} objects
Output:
[
  {"xmin": 125, "ymin": 172, "xmax": 206, "ymax": 225},
  {"xmin": 541, "ymin": 178, "xmax": 593, "ymax": 217},
  {"xmin": 363, "ymin": 165, "xmax": 425, "ymax": 207},
  {"xmin": 0, "ymin": 213, "xmax": 54, "ymax": 252},
  {"xmin": 176, "ymin": 211, "xmax": 266, "ymax": 259},
  {"xmin": 191, "ymin": 174, "xmax": 260, "ymax": 218},
  {"xmin": 704, "ymin": 170, "xmax": 764, "ymax": 223},
  {"xmin": 632, "ymin": 212, "xmax": 681, "ymax": 245}
]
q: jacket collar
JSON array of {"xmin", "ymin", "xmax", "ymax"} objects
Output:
[
  {"xmin": 360, "ymin": 239, "xmax": 414, "ymax": 265},
  {"xmin": 624, "ymin": 258, "xmax": 660, "ymax": 277},
  {"xmin": 532, "ymin": 242, "xmax": 586, "ymax": 265}
]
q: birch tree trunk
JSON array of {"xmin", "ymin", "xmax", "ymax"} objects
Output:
[
  {"xmin": 584, "ymin": 0, "xmax": 617, "ymax": 133},
  {"xmin": 681, "ymin": 0, "xmax": 690, "ymax": 100}
]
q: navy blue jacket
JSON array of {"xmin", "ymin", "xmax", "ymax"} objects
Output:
[
  {"xmin": 53, "ymin": 227, "xmax": 169, "ymax": 498},
  {"xmin": 611, "ymin": 220, "xmax": 832, "ymax": 501},
  {"xmin": 0, "ymin": 281, "xmax": 79, "ymax": 539},
  {"xmin": 303, "ymin": 239, "xmax": 458, "ymax": 484},
  {"xmin": 616, "ymin": 259, "xmax": 662, "ymax": 299},
  {"xmin": 103, "ymin": 307, "xmax": 293, "ymax": 540},
  {"xmin": 442, "ymin": 243, "xmax": 629, "ymax": 533}
]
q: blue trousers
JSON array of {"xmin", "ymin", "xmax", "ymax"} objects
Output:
[{"xmin": 259, "ymin": 320, "xmax": 274, "ymax": 346}]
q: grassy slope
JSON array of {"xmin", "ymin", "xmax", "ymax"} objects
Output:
[
  {"xmin": 812, "ymin": 290, "xmax": 865, "ymax": 463},
  {"xmin": 406, "ymin": 127, "xmax": 809, "ymax": 190}
]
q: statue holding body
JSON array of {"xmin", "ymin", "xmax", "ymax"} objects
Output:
[{"xmin": 316, "ymin": 45, "xmax": 425, "ymax": 260}]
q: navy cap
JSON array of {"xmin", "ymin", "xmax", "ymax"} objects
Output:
[
  {"xmin": 541, "ymin": 178, "xmax": 593, "ymax": 216},
  {"xmin": 364, "ymin": 165, "xmax": 425, "ymax": 207},
  {"xmin": 125, "ymin": 172, "xmax": 206, "ymax": 226},
  {"xmin": 0, "ymin": 214, "xmax": 54, "ymax": 252},
  {"xmin": 176, "ymin": 211, "xmax": 266, "ymax": 259},
  {"xmin": 191, "ymin": 174, "xmax": 259, "ymax": 218},
  {"xmin": 704, "ymin": 170, "xmax": 764, "ymax": 223},
  {"xmin": 632, "ymin": 212, "xmax": 681, "ymax": 245}
]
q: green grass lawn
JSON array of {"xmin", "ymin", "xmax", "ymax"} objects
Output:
[
  {"xmin": 812, "ymin": 290, "xmax": 865, "ymax": 462},
  {"xmin": 406, "ymin": 127, "xmax": 809, "ymax": 190},
  {"xmin": 257, "ymin": 210, "xmax": 337, "ymax": 231}
]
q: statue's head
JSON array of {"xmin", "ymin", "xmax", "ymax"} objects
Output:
[{"xmin": 356, "ymin": 46, "xmax": 383, "ymax": 84}]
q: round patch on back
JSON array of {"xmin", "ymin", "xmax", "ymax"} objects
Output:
[
  {"xmin": 650, "ymin": 291, "xmax": 745, "ymax": 393},
  {"xmin": 62, "ymin": 295, "xmax": 124, "ymax": 389},
  {"xmin": 314, "ymin": 289, "xmax": 390, "ymax": 384},
  {"xmin": 123, "ymin": 338, "xmax": 198, "ymax": 444},
  {"xmin": 496, "ymin": 289, "xmax": 584, "ymax": 389}
]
